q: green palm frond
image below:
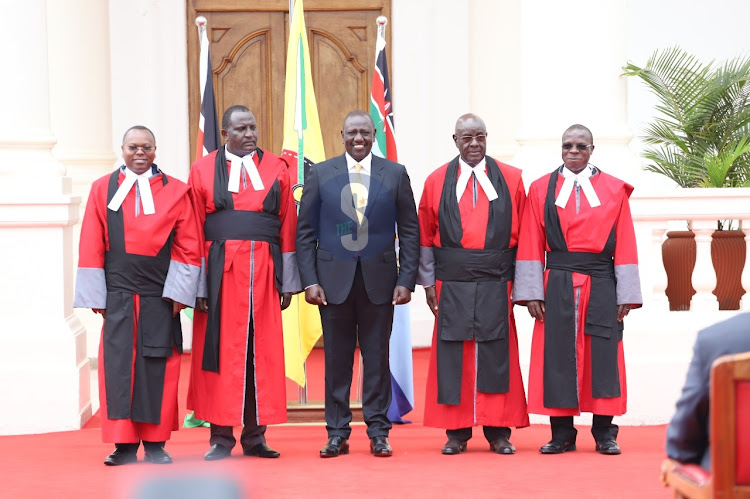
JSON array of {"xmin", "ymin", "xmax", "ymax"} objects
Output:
[{"xmin": 623, "ymin": 47, "xmax": 750, "ymax": 190}]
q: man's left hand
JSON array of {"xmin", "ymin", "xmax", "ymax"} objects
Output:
[
  {"xmin": 172, "ymin": 300, "xmax": 188, "ymax": 317},
  {"xmin": 280, "ymin": 292, "xmax": 292, "ymax": 310},
  {"xmin": 617, "ymin": 304, "xmax": 632, "ymax": 322},
  {"xmin": 392, "ymin": 286, "xmax": 412, "ymax": 305}
]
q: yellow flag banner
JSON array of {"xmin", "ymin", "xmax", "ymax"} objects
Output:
[{"xmin": 281, "ymin": 0, "xmax": 326, "ymax": 387}]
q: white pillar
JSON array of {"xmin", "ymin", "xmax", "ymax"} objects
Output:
[
  {"xmin": 393, "ymin": 0, "xmax": 472, "ymax": 346},
  {"xmin": 108, "ymin": 0, "xmax": 190, "ymax": 181},
  {"xmin": 513, "ymin": 0, "xmax": 641, "ymax": 186},
  {"xmin": 0, "ymin": 0, "xmax": 89, "ymax": 434},
  {"xmin": 468, "ymin": 0, "xmax": 522, "ymax": 163},
  {"xmin": 47, "ymin": 0, "xmax": 116, "ymax": 362}
]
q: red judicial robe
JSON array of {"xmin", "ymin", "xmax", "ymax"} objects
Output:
[
  {"xmin": 418, "ymin": 158, "xmax": 530, "ymax": 430},
  {"xmin": 74, "ymin": 167, "xmax": 202, "ymax": 443},
  {"xmin": 514, "ymin": 167, "xmax": 642, "ymax": 417},
  {"xmin": 187, "ymin": 149, "xmax": 298, "ymax": 426}
]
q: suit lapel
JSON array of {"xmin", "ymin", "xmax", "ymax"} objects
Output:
[{"xmin": 331, "ymin": 154, "xmax": 349, "ymax": 195}]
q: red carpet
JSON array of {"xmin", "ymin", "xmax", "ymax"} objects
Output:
[{"xmin": 1, "ymin": 350, "xmax": 673, "ymax": 498}]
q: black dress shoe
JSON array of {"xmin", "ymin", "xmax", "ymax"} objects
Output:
[
  {"xmin": 103, "ymin": 447, "xmax": 138, "ymax": 466},
  {"xmin": 489, "ymin": 436, "xmax": 516, "ymax": 455},
  {"xmin": 144, "ymin": 446, "xmax": 173, "ymax": 464},
  {"xmin": 320, "ymin": 436, "xmax": 349, "ymax": 458},
  {"xmin": 441, "ymin": 439, "xmax": 467, "ymax": 455},
  {"xmin": 595, "ymin": 438, "xmax": 622, "ymax": 455},
  {"xmin": 204, "ymin": 444, "xmax": 232, "ymax": 461},
  {"xmin": 539, "ymin": 439, "xmax": 577, "ymax": 454},
  {"xmin": 243, "ymin": 442, "xmax": 280, "ymax": 458},
  {"xmin": 370, "ymin": 436, "xmax": 393, "ymax": 457}
]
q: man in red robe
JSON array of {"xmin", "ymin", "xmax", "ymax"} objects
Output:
[
  {"xmin": 514, "ymin": 124, "xmax": 642, "ymax": 455},
  {"xmin": 74, "ymin": 126, "xmax": 202, "ymax": 465},
  {"xmin": 418, "ymin": 114, "xmax": 529, "ymax": 455},
  {"xmin": 188, "ymin": 105, "xmax": 300, "ymax": 461}
]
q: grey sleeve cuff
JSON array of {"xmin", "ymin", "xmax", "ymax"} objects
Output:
[
  {"xmin": 416, "ymin": 246, "xmax": 436, "ymax": 286},
  {"xmin": 197, "ymin": 257, "xmax": 207, "ymax": 298},
  {"xmin": 162, "ymin": 260, "xmax": 201, "ymax": 307},
  {"xmin": 615, "ymin": 264, "xmax": 643, "ymax": 306},
  {"xmin": 281, "ymin": 252, "xmax": 302, "ymax": 293},
  {"xmin": 74, "ymin": 267, "xmax": 107, "ymax": 309},
  {"xmin": 513, "ymin": 260, "xmax": 545, "ymax": 303}
]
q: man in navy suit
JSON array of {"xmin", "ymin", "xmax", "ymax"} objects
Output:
[
  {"xmin": 296, "ymin": 110, "xmax": 419, "ymax": 458},
  {"xmin": 666, "ymin": 312, "xmax": 750, "ymax": 470}
]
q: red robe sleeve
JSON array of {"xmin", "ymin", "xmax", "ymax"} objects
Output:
[
  {"xmin": 612, "ymin": 182, "xmax": 642, "ymax": 307},
  {"xmin": 74, "ymin": 177, "xmax": 109, "ymax": 309},
  {"xmin": 513, "ymin": 176, "xmax": 548, "ymax": 303},
  {"xmin": 276, "ymin": 161, "xmax": 301, "ymax": 293},
  {"xmin": 188, "ymin": 160, "xmax": 210, "ymax": 298},
  {"xmin": 417, "ymin": 168, "xmax": 440, "ymax": 286},
  {"xmin": 161, "ymin": 181, "xmax": 203, "ymax": 307}
]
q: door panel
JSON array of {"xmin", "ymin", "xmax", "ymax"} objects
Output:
[{"xmin": 187, "ymin": 0, "xmax": 392, "ymax": 164}]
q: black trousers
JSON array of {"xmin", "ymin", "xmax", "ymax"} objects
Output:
[
  {"xmin": 447, "ymin": 426, "xmax": 511, "ymax": 443},
  {"xmin": 549, "ymin": 415, "xmax": 619, "ymax": 442},
  {"xmin": 114, "ymin": 441, "xmax": 164, "ymax": 452},
  {"xmin": 209, "ymin": 317, "xmax": 266, "ymax": 451},
  {"xmin": 319, "ymin": 264, "xmax": 394, "ymax": 439}
]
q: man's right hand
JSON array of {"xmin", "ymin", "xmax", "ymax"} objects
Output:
[
  {"xmin": 195, "ymin": 297, "xmax": 208, "ymax": 313},
  {"xmin": 305, "ymin": 284, "xmax": 327, "ymax": 306},
  {"xmin": 527, "ymin": 300, "xmax": 545, "ymax": 322},
  {"xmin": 424, "ymin": 286, "xmax": 438, "ymax": 317}
]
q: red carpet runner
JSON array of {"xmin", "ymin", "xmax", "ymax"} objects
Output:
[{"xmin": 1, "ymin": 350, "xmax": 672, "ymax": 498}]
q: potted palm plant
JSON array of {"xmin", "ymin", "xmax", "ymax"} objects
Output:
[{"xmin": 623, "ymin": 47, "xmax": 750, "ymax": 309}]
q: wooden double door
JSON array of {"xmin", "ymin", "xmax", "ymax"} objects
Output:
[{"xmin": 187, "ymin": 0, "xmax": 393, "ymax": 164}]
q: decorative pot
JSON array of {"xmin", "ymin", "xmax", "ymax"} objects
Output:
[
  {"xmin": 711, "ymin": 230, "xmax": 746, "ymax": 310},
  {"xmin": 662, "ymin": 231, "xmax": 696, "ymax": 311},
  {"xmin": 661, "ymin": 230, "xmax": 746, "ymax": 310}
]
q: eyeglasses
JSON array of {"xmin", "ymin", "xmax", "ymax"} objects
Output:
[
  {"xmin": 125, "ymin": 144, "xmax": 155, "ymax": 153},
  {"xmin": 457, "ymin": 134, "xmax": 487, "ymax": 144},
  {"xmin": 562, "ymin": 143, "xmax": 592, "ymax": 151}
]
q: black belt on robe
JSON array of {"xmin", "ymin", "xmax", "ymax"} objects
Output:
[
  {"xmin": 434, "ymin": 155, "xmax": 515, "ymax": 406},
  {"xmin": 542, "ymin": 168, "xmax": 622, "ymax": 409},
  {"xmin": 103, "ymin": 168, "xmax": 181, "ymax": 424},
  {"xmin": 434, "ymin": 247, "xmax": 516, "ymax": 405},
  {"xmin": 201, "ymin": 209, "xmax": 282, "ymax": 372}
]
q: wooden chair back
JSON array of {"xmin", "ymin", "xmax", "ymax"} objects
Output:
[{"xmin": 710, "ymin": 350, "xmax": 750, "ymax": 498}]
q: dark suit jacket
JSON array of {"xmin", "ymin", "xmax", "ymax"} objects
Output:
[
  {"xmin": 666, "ymin": 312, "xmax": 750, "ymax": 470},
  {"xmin": 296, "ymin": 153, "xmax": 419, "ymax": 305}
]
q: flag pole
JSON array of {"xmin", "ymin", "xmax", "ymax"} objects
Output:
[
  {"xmin": 288, "ymin": 0, "xmax": 309, "ymax": 406},
  {"xmin": 377, "ymin": 14, "xmax": 387, "ymax": 38},
  {"xmin": 195, "ymin": 16, "xmax": 207, "ymax": 160}
]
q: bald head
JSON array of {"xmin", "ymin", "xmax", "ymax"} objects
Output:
[
  {"xmin": 454, "ymin": 113, "xmax": 486, "ymax": 135},
  {"xmin": 453, "ymin": 113, "xmax": 487, "ymax": 166},
  {"xmin": 563, "ymin": 124, "xmax": 593, "ymax": 144}
]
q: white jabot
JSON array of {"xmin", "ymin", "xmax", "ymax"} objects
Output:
[
  {"xmin": 107, "ymin": 167, "xmax": 155, "ymax": 215},
  {"xmin": 225, "ymin": 146, "xmax": 264, "ymax": 193},
  {"xmin": 456, "ymin": 157, "xmax": 498, "ymax": 203},
  {"xmin": 555, "ymin": 164, "xmax": 601, "ymax": 208}
]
